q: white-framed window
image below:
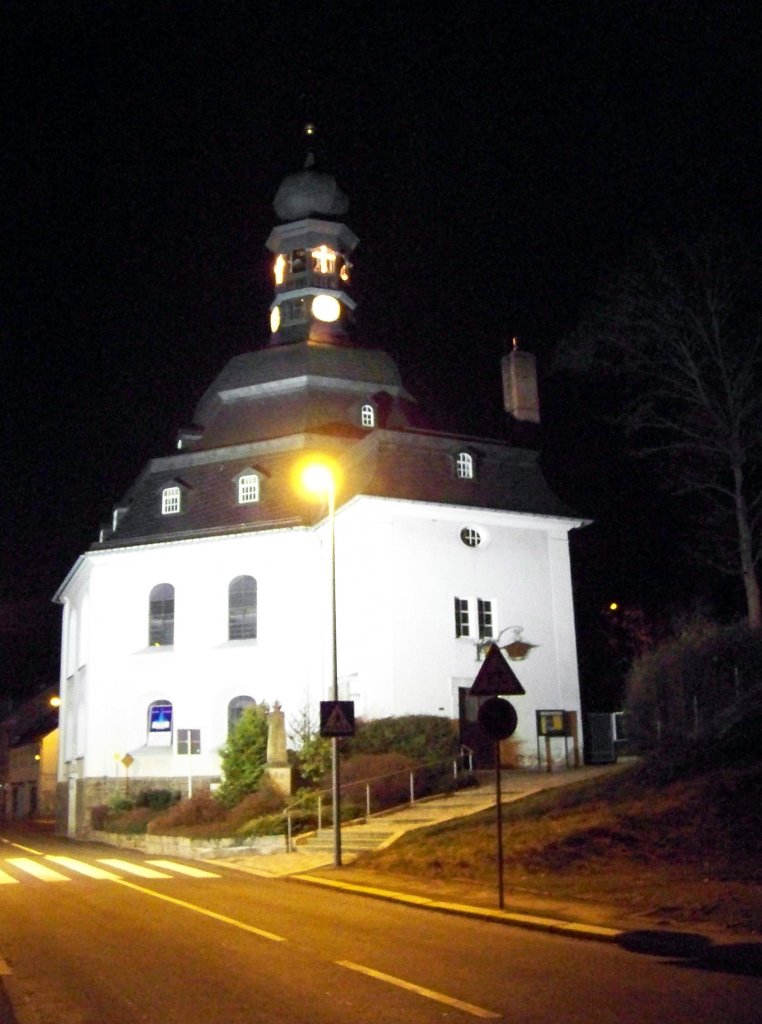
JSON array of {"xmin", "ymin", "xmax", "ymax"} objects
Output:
[
  {"xmin": 477, "ymin": 599, "xmax": 493, "ymax": 639},
  {"xmin": 361, "ymin": 404, "xmax": 375, "ymax": 428},
  {"xmin": 161, "ymin": 486, "xmax": 181, "ymax": 515},
  {"xmin": 455, "ymin": 452, "xmax": 474, "ymax": 479},
  {"xmin": 460, "ymin": 527, "xmax": 481, "ymax": 547},
  {"xmin": 147, "ymin": 699, "xmax": 173, "ymax": 746},
  {"xmin": 228, "ymin": 576, "xmax": 257, "ymax": 640},
  {"xmin": 177, "ymin": 728, "xmax": 201, "ymax": 755},
  {"xmin": 454, "ymin": 597, "xmax": 470, "ymax": 638},
  {"xmin": 228, "ymin": 695, "xmax": 257, "ymax": 736},
  {"xmin": 149, "ymin": 583, "xmax": 175, "ymax": 646},
  {"xmin": 454, "ymin": 597, "xmax": 494, "ymax": 640},
  {"xmin": 238, "ymin": 474, "xmax": 259, "ymax": 504}
]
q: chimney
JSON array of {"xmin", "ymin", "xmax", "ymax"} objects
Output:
[{"xmin": 502, "ymin": 338, "xmax": 541, "ymax": 446}]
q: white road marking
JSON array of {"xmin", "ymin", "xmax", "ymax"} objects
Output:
[
  {"xmin": 97, "ymin": 858, "xmax": 171, "ymax": 879},
  {"xmin": 0, "ymin": 868, "xmax": 20, "ymax": 885},
  {"xmin": 45, "ymin": 856, "xmax": 121, "ymax": 881},
  {"xmin": 6, "ymin": 858, "xmax": 70, "ymax": 882},
  {"xmin": 146, "ymin": 859, "xmax": 220, "ymax": 878},
  {"xmin": 337, "ymin": 960, "xmax": 501, "ymax": 1019}
]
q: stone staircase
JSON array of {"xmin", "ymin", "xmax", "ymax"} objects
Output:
[{"xmin": 295, "ymin": 784, "xmax": 500, "ymax": 857}]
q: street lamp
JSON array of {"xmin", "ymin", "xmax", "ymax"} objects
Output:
[{"xmin": 300, "ymin": 461, "xmax": 342, "ymax": 867}]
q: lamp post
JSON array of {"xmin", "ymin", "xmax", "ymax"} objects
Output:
[{"xmin": 301, "ymin": 462, "xmax": 341, "ymax": 867}]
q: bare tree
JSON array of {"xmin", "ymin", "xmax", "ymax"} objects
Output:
[{"xmin": 559, "ymin": 233, "xmax": 762, "ymax": 630}]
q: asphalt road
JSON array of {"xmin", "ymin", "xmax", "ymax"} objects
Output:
[{"xmin": 1, "ymin": 828, "xmax": 760, "ymax": 1024}]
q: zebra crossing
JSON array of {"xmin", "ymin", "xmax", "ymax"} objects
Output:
[{"xmin": 0, "ymin": 855, "xmax": 221, "ymax": 885}]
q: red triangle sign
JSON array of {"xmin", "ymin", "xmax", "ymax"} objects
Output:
[{"xmin": 469, "ymin": 643, "xmax": 526, "ymax": 696}]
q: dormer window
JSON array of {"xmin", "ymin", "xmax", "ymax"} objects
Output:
[
  {"xmin": 161, "ymin": 486, "xmax": 181, "ymax": 515},
  {"xmin": 455, "ymin": 452, "xmax": 474, "ymax": 480},
  {"xmin": 238, "ymin": 474, "xmax": 260, "ymax": 505},
  {"xmin": 361, "ymin": 404, "xmax": 375, "ymax": 428}
]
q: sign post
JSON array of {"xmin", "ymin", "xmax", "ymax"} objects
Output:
[{"xmin": 470, "ymin": 643, "xmax": 525, "ymax": 909}]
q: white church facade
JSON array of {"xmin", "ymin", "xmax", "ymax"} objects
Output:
[{"xmin": 54, "ymin": 147, "xmax": 587, "ymax": 836}]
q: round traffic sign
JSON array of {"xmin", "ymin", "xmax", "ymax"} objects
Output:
[{"xmin": 477, "ymin": 697, "xmax": 518, "ymax": 739}]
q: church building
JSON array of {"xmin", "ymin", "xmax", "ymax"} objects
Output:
[{"xmin": 54, "ymin": 145, "xmax": 587, "ymax": 835}]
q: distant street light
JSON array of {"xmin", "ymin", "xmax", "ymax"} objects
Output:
[{"xmin": 300, "ymin": 460, "xmax": 342, "ymax": 867}]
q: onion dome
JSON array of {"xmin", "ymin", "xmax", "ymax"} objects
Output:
[{"xmin": 273, "ymin": 152, "xmax": 349, "ymax": 222}]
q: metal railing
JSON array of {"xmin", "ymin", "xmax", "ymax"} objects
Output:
[{"xmin": 281, "ymin": 746, "xmax": 476, "ymax": 852}]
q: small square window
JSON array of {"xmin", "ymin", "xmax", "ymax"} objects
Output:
[
  {"xmin": 161, "ymin": 486, "xmax": 181, "ymax": 515},
  {"xmin": 238, "ymin": 474, "xmax": 259, "ymax": 504}
]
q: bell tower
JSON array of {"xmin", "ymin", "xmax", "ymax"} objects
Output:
[{"xmin": 266, "ymin": 126, "xmax": 358, "ymax": 346}]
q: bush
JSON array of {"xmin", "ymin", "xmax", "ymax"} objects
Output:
[
  {"xmin": 135, "ymin": 788, "xmax": 180, "ymax": 811},
  {"xmin": 106, "ymin": 807, "xmax": 155, "ymax": 834},
  {"xmin": 626, "ymin": 620, "xmax": 762, "ymax": 753},
  {"xmin": 147, "ymin": 789, "xmax": 227, "ymax": 835},
  {"xmin": 347, "ymin": 715, "xmax": 458, "ymax": 762},
  {"xmin": 91, "ymin": 804, "xmax": 110, "ymax": 830}
]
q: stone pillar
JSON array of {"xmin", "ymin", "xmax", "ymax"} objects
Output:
[{"xmin": 265, "ymin": 702, "xmax": 292, "ymax": 797}]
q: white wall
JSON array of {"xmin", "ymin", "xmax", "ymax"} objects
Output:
[{"xmin": 57, "ymin": 496, "xmax": 585, "ymax": 784}]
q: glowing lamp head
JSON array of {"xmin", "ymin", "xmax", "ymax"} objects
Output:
[
  {"xmin": 301, "ymin": 463, "xmax": 335, "ymax": 497},
  {"xmin": 311, "ymin": 294, "xmax": 341, "ymax": 323},
  {"xmin": 270, "ymin": 305, "xmax": 281, "ymax": 333},
  {"xmin": 608, "ymin": 602, "xmax": 619, "ymax": 612},
  {"xmin": 49, "ymin": 695, "xmax": 61, "ymax": 708}
]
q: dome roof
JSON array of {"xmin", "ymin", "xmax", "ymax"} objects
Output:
[{"xmin": 273, "ymin": 155, "xmax": 349, "ymax": 222}]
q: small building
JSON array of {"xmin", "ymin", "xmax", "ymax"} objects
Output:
[
  {"xmin": 0, "ymin": 688, "xmax": 59, "ymax": 821},
  {"xmin": 54, "ymin": 144, "xmax": 588, "ymax": 836}
]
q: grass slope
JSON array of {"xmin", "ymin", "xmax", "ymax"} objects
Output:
[{"xmin": 352, "ymin": 758, "xmax": 762, "ymax": 933}]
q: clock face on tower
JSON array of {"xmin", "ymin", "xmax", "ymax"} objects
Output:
[{"xmin": 311, "ymin": 294, "xmax": 341, "ymax": 323}]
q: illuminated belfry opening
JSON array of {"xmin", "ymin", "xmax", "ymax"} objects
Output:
[{"xmin": 267, "ymin": 126, "xmax": 358, "ymax": 346}]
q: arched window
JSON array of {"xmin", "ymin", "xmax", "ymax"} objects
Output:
[
  {"xmin": 455, "ymin": 451, "xmax": 474, "ymax": 479},
  {"xmin": 149, "ymin": 583, "xmax": 175, "ymax": 646},
  {"xmin": 228, "ymin": 695, "xmax": 256, "ymax": 736},
  {"xmin": 361, "ymin": 404, "xmax": 375, "ymax": 428},
  {"xmin": 147, "ymin": 699, "xmax": 173, "ymax": 745},
  {"xmin": 228, "ymin": 576, "xmax": 257, "ymax": 640}
]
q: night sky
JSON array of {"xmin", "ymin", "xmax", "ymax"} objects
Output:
[{"xmin": 3, "ymin": 2, "xmax": 760, "ymax": 705}]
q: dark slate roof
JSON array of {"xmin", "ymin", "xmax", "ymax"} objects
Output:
[
  {"xmin": 92, "ymin": 338, "xmax": 580, "ymax": 551},
  {"xmin": 188, "ymin": 341, "xmax": 416, "ymax": 447},
  {"xmin": 96, "ymin": 427, "xmax": 578, "ymax": 550}
]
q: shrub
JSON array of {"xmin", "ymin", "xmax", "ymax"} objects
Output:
[
  {"xmin": 90, "ymin": 804, "xmax": 110, "ymax": 830},
  {"xmin": 626, "ymin": 620, "xmax": 762, "ymax": 753},
  {"xmin": 347, "ymin": 715, "xmax": 458, "ymax": 762},
  {"xmin": 147, "ymin": 789, "xmax": 227, "ymax": 834},
  {"xmin": 106, "ymin": 807, "xmax": 155, "ymax": 834},
  {"xmin": 135, "ymin": 788, "xmax": 180, "ymax": 811}
]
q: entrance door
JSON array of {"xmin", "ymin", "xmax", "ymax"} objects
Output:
[{"xmin": 458, "ymin": 687, "xmax": 495, "ymax": 769}]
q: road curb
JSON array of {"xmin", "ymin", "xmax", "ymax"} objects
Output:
[{"xmin": 292, "ymin": 873, "xmax": 623, "ymax": 943}]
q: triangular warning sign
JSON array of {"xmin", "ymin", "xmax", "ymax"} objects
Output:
[
  {"xmin": 469, "ymin": 643, "xmax": 526, "ymax": 696},
  {"xmin": 320, "ymin": 700, "xmax": 356, "ymax": 737}
]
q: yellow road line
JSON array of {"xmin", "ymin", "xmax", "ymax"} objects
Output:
[
  {"xmin": 0, "ymin": 838, "xmax": 43, "ymax": 855},
  {"xmin": 337, "ymin": 960, "xmax": 501, "ymax": 1019},
  {"xmin": 111, "ymin": 877, "xmax": 285, "ymax": 942},
  {"xmin": 6, "ymin": 858, "xmax": 70, "ymax": 882}
]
